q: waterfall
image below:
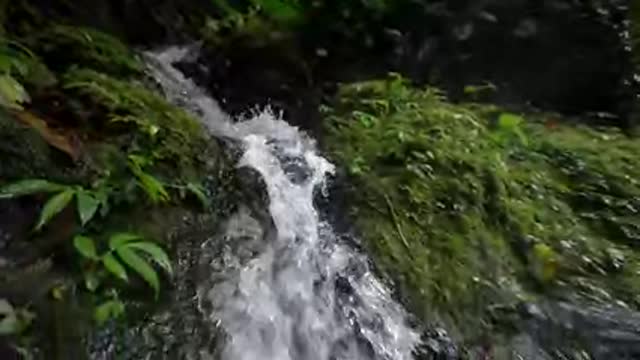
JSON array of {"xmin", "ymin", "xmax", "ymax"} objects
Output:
[{"xmin": 144, "ymin": 46, "xmax": 419, "ymax": 360}]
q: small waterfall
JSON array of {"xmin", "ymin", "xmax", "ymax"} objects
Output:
[{"xmin": 145, "ymin": 46, "xmax": 419, "ymax": 360}]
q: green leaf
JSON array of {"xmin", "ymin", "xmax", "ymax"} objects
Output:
[
  {"xmin": 0, "ymin": 299, "xmax": 18, "ymax": 335},
  {"xmin": 127, "ymin": 156, "xmax": 170, "ymax": 203},
  {"xmin": 76, "ymin": 191, "xmax": 100, "ymax": 225},
  {"xmin": 35, "ymin": 189, "xmax": 74, "ymax": 231},
  {"xmin": 73, "ymin": 235, "xmax": 97, "ymax": 259},
  {"xmin": 255, "ymin": 0, "xmax": 302, "ymax": 23},
  {"xmin": 186, "ymin": 182, "xmax": 209, "ymax": 209},
  {"xmin": 497, "ymin": 113, "xmax": 524, "ymax": 130},
  {"xmin": 94, "ymin": 188, "xmax": 110, "ymax": 217},
  {"xmin": 84, "ymin": 272, "xmax": 100, "ymax": 292},
  {"xmin": 109, "ymin": 233, "xmax": 141, "ymax": 250},
  {"xmin": 94, "ymin": 299, "xmax": 125, "ymax": 325},
  {"xmin": 126, "ymin": 242, "xmax": 173, "ymax": 275},
  {"xmin": 137, "ymin": 172, "xmax": 170, "ymax": 203},
  {"xmin": 102, "ymin": 254, "xmax": 128, "ymax": 282},
  {"xmin": 0, "ymin": 300, "xmax": 33, "ymax": 335},
  {"xmin": 0, "ymin": 179, "xmax": 65, "ymax": 199},
  {"xmin": 0, "ymin": 74, "xmax": 29, "ymax": 109},
  {"xmin": 116, "ymin": 246, "xmax": 160, "ymax": 297}
]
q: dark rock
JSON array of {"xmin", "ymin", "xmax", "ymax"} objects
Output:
[
  {"xmin": 512, "ymin": 301, "xmax": 640, "ymax": 359},
  {"xmin": 410, "ymin": 0, "xmax": 634, "ymax": 125},
  {"xmin": 179, "ymin": 0, "xmax": 636, "ymax": 134}
]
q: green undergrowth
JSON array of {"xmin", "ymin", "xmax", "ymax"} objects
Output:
[
  {"xmin": 1, "ymin": 18, "xmax": 209, "ymax": 189},
  {"xmin": 61, "ymin": 67, "xmax": 207, "ymax": 180},
  {"xmin": 26, "ymin": 24, "xmax": 144, "ymax": 76},
  {"xmin": 325, "ymin": 76, "xmax": 640, "ymax": 340},
  {"xmin": 0, "ymin": 16, "xmax": 226, "ymax": 357}
]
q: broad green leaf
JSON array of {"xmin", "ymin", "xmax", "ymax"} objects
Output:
[
  {"xmin": 186, "ymin": 182, "xmax": 209, "ymax": 209},
  {"xmin": 116, "ymin": 246, "xmax": 160, "ymax": 297},
  {"xmin": 73, "ymin": 235, "xmax": 97, "ymax": 259},
  {"xmin": 94, "ymin": 299, "xmax": 125, "ymax": 325},
  {"xmin": 126, "ymin": 242, "xmax": 173, "ymax": 275},
  {"xmin": 76, "ymin": 191, "xmax": 100, "ymax": 225},
  {"xmin": 0, "ymin": 74, "xmax": 29, "ymax": 109},
  {"xmin": 35, "ymin": 189, "xmax": 74, "ymax": 231},
  {"xmin": 109, "ymin": 233, "xmax": 141, "ymax": 250},
  {"xmin": 102, "ymin": 254, "xmax": 128, "ymax": 282},
  {"xmin": 497, "ymin": 113, "xmax": 524, "ymax": 130},
  {"xmin": 0, "ymin": 179, "xmax": 65, "ymax": 199}
]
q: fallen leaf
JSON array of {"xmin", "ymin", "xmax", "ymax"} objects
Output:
[{"xmin": 12, "ymin": 110, "xmax": 81, "ymax": 161}]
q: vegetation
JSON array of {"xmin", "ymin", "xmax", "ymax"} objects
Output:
[
  {"xmin": 0, "ymin": 0, "xmax": 637, "ymax": 357},
  {"xmin": 74, "ymin": 233, "xmax": 171, "ymax": 307},
  {"xmin": 0, "ymin": 10, "xmax": 223, "ymax": 357},
  {"xmin": 325, "ymin": 76, "xmax": 640, "ymax": 339}
]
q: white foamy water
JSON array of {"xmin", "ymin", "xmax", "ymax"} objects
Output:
[{"xmin": 144, "ymin": 46, "xmax": 419, "ymax": 360}]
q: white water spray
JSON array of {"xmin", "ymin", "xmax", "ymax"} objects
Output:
[{"xmin": 145, "ymin": 46, "xmax": 419, "ymax": 360}]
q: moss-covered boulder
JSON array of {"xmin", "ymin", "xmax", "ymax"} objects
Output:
[{"xmin": 324, "ymin": 76, "xmax": 640, "ymax": 342}]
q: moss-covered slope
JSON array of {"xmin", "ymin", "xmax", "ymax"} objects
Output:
[
  {"xmin": 0, "ymin": 13, "xmax": 232, "ymax": 358},
  {"xmin": 325, "ymin": 76, "xmax": 640, "ymax": 340}
]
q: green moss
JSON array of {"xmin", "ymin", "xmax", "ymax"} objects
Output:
[
  {"xmin": 325, "ymin": 76, "xmax": 640, "ymax": 339},
  {"xmin": 61, "ymin": 67, "xmax": 207, "ymax": 181}
]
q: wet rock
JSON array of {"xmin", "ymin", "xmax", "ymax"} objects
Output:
[
  {"xmin": 512, "ymin": 301, "xmax": 640, "ymax": 359},
  {"xmin": 414, "ymin": 327, "xmax": 460, "ymax": 360}
]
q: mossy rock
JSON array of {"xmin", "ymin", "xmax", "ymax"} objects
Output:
[
  {"xmin": 0, "ymin": 110, "xmax": 73, "ymax": 181},
  {"xmin": 324, "ymin": 76, "xmax": 640, "ymax": 341}
]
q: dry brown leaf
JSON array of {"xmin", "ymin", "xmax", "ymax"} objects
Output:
[{"xmin": 12, "ymin": 110, "xmax": 81, "ymax": 161}]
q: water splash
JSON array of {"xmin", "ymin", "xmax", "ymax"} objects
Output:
[{"xmin": 145, "ymin": 46, "xmax": 419, "ymax": 360}]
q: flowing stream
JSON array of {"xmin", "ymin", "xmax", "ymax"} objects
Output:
[{"xmin": 144, "ymin": 46, "xmax": 419, "ymax": 360}]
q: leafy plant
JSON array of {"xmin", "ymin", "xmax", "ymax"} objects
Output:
[
  {"xmin": 28, "ymin": 25, "xmax": 143, "ymax": 76},
  {"xmin": 127, "ymin": 155, "xmax": 170, "ymax": 204},
  {"xmin": 73, "ymin": 233, "xmax": 172, "ymax": 298},
  {"xmin": 325, "ymin": 76, "xmax": 640, "ymax": 335},
  {"xmin": 0, "ymin": 179, "xmax": 107, "ymax": 230},
  {"xmin": 93, "ymin": 291, "xmax": 125, "ymax": 325},
  {"xmin": 0, "ymin": 299, "xmax": 34, "ymax": 336},
  {"xmin": 62, "ymin": 68, "xmax": 206, "ymax": 171},
  {"xmin": 0, "ymin": 41, "xmax": 32, "ymax": 110},
  {"xmin": 492, "ymin": 112, "xmax": 528, "ymax": 146}
]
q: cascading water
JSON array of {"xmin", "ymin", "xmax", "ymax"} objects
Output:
[{"xmin": 144, "ymin": 46, "xmax": 419, "ymax": 360}]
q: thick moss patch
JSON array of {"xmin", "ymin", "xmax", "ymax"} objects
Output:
[{"xmin": 325, "ymin": 76, "xmax": 640, "ymax": 339}]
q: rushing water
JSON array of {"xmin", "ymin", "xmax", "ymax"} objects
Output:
[{"xmin": 144, "ymin": 46, "xmax": 419, "ymax": 360}]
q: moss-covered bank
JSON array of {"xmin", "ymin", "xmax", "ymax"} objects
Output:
[
  {"xmin": 0, "ymin": 8, "xmax": 235, "ymax": 358},
  {"xmin": 325, "ymin": 76, "xmax": 640, "ymax": 343}
]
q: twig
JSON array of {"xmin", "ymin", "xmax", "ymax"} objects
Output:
[{"xmin": 383, "ymin": 192, "xmax": 411, "ymax": 250}]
